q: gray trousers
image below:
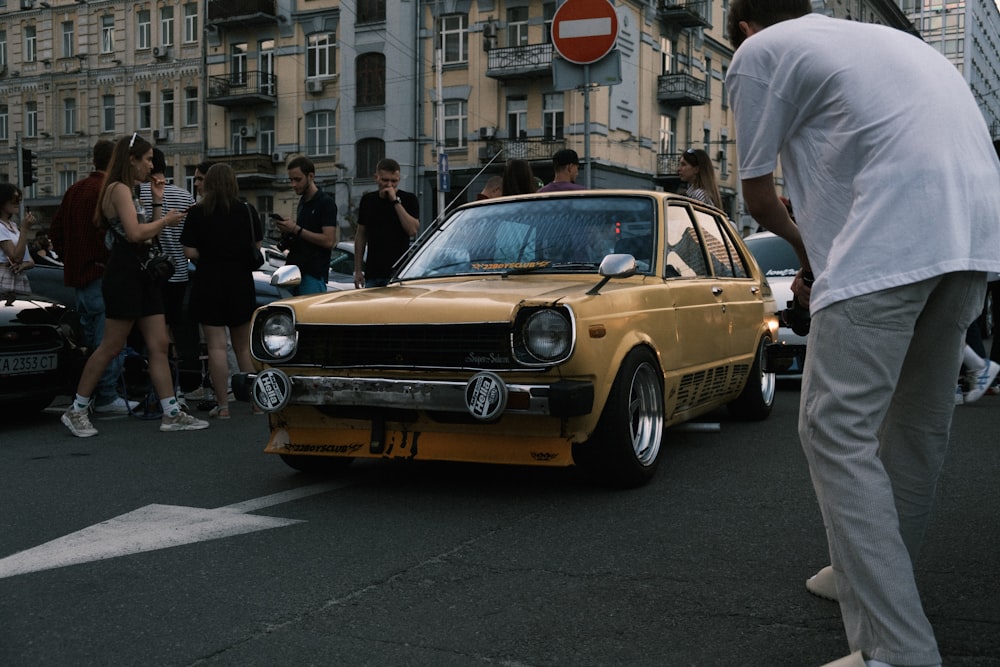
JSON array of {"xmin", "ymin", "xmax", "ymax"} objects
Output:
[{"xmin": 800, "ymin": 271, "xmax": 986, "ymax": 666}]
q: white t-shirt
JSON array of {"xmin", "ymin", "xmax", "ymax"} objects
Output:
[
  {"xmin": 0, "ymin": 223, "xmax": 31, "ymax": 264},
  {"xmin": 727, "ymin": 13, "xmax": 1000, "ymax": 312}
]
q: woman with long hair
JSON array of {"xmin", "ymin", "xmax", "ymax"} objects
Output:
[
  {"xmin": 181, "ymin": 163, "xmax": 263, "ymax": 419},
  {"xmin": 501, "ymin": 159, "xmax": 539, "ymax": 196},
  {"xmin": 678, "ymin": 148, "xmax": 723, "ymax": 209},
  {"xmin": 0, "ymin": 184, "xmax": 36, "ymax": 294},
  {"xmin": 61, "ymin": 133, "xmax": 208, "ymax": 437}
]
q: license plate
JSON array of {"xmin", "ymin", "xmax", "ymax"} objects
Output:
[{"xmin": 0, "ymin": 353, "xmax": 59, "ymax": 376}]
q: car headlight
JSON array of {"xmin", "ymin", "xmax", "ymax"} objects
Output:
[
  {"xmin": 260, "ymin": 310, "xmax": 296, "ymax": 359},
  {"xmin": 521, "ymin": 309, "xmax": 572, "ymax": 362}
]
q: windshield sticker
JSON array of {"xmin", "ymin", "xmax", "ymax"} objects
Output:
[{"xmin": 471, "ymin": 260, "xmax": 551, "ymax": 271}]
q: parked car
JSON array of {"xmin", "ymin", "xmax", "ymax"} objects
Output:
[
  {"xmin": 235, "ymin": 191, "xmax": 780, "ymax": 488},
  {"xmin": 0, "ymin": 291, "xmax": 87, "ymax": 413},
  {"xmin": 253, "ymin": 241, "xmax": 357, "ymax": 305},
  {"xmin": 743, "ymin": 231, "xmax": 807, "ymax": 377}
]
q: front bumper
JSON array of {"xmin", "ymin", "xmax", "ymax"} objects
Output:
[{"xmin": 232, "ymin": 369, "xmax": 594, "ymax": 420}]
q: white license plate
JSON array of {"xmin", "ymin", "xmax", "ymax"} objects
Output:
[{"xmin": 0, "ymin": 353, "xmax": 59, "ymax": 376}]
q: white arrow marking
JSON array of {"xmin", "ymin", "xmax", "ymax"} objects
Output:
[
  {"xmin": 559, "ymin": 17, "xmax": 613, "ymax": 39},
  {"xmin": 0, "ymin": 481, "xmax": 348, "ymax": 579}
]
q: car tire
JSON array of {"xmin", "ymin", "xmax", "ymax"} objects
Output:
[
  {"xmin": 279, "ymin": 454, "xmax": 353, "ymax": 474},
  {"xmin": 726, "ymin": 335, "xmax": 776, "ymax": 421},
  {"xmin": 573, "ymin": 347, "xmax": 664, "ymax": 489}
]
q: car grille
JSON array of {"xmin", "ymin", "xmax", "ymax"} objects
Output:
[
  {"xmin": 291, "ymin": 323, "xmax": 517, "ymax": 370},
  {"xmin": 0, "ymin": 325, "xmax": 63, "ymax": 354}
]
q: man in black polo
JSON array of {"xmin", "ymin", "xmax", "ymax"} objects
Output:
[{"xmin": 273, "ymin": 155, "xmax": 338, "ymax": 295}]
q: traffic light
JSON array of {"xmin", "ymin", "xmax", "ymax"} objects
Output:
[{"xmin": 21, "ymin": 148, "xmax": 38, "ymax": 187}]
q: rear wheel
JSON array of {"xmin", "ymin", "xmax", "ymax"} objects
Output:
[
  {"xmin": 574, "ymin": 347, "xmax": 664, "ymax": 489},
  {"xmin": 279, "ymin": 454, "xmax": 353, "ymax": 474},
  {"xmin": 727, "ymin": 336, "xmax": 775, "ymax": 421}
]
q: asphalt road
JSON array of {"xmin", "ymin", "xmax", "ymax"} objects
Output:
[{"xmin": 1, "ymin": 387, "xmax": 998, "ymax": 667}]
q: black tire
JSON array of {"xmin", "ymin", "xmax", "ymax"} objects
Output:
[
  {"xmin": 727, "ymin": 336, "xmax": 776, "ymax": 421},
  {"xmin": 573, "ymin": 347, "xmax": 664, "ymax": 489},
  {"xmin": 279, "ymin": 454, "xmax": 353, "ymax": 474}
]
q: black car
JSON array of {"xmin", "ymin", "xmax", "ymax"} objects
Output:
[{"xmin": 0, "ymin": 291, "xmax": 87, "ymax": 413}]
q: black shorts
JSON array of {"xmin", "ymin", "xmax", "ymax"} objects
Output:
[{"xmin": 102, "ymin": 246, "xmax": 165, "ymax": 321}]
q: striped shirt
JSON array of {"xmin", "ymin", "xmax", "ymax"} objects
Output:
[{"xmin": 138, "ymin": 182, "xmax": 196, "ymax": 282}]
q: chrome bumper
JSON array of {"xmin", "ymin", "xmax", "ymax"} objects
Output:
[{"xmin": 232, "ymin": 370, "xmax": 594, "ymax": 420}]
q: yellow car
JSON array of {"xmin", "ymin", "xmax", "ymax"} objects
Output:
[{"xmin": 236, "ymin": 190, "xmax": 779, "ymax": 488}]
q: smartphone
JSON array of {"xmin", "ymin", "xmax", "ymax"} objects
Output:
[{"xmin": 270, "ymin": 213, "xmax": 284, "ymax": 221}]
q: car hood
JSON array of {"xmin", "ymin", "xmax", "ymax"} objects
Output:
[
  {"xmin": 276, "ymin": 274, "xmax": 630, "ymax": 323},
  {"xmin": 0, "ymin": 294, "xmax": 72, "ymax": 326}
]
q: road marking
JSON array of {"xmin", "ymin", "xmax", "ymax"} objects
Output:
[
  {"xmin": 558, "ymin": 18, "xmax": 613, "ymax": 39},
  {"xmin": 0, "ymin": 481, "xmax": 348, "ymax": 579}
]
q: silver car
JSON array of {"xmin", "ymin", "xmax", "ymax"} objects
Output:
[{"xmin": 744, "ymin": 231, "xmax": 807, "ymax": 377}]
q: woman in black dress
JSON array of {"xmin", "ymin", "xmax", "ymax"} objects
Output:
[{"xmin": 181, "ymin": 163, "xmax": 263, "ymax": 419}]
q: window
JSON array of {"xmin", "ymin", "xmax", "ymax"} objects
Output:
[
  {"xmin": 258, "ymin": 116, "xmax": 275, "ymax": 156},
  {"xmin": 306, "ymin": 33, "xmax": 335, "ymax": 78},
  {"xmin": 138, "ymin": 91, "xmax": 152, "ymax": 130},
  {"xmin": 507, "ymin": 7, "xmax": 529, "ymax": 47},
  {"xmin": 161, "ymin": 89, "xmax": 175, "ymax": 128},
  {"xmin": 25, "ymin": 102, "xmax": 38, "ymax": 138},
  {"xmin": 357, "ymin": 0, "xmax": 385, "ymax": 24},
  {"xmin": 259, "ymin": 39, "xmax": 275, "ymax": 95},
  {"xmin": 543, "ymin": 93, "xmax": 564, "ymax": 141},
  {"xmin": 231, "ymin": 118, "xmax": 249, "ymax": 154},
  {"xmin": 440, "ymin": 14, "xmax": 468, "ymax": 65},
  {"xmin": 63, "ymin": 98, "xmax": 77, "ymax": 135},
  {"xmin": 721, "ymin": 65, "xmax": 728, "ymax": 109},
  {"xmin": 62, "ymin": 22, "xmax": 75, "ymax": 58},
  {"xmin": 161, "ymin": 6, "xmax": 174, "ymax": 47},
  {"xmin": 704, "ymin": 55, "xmax": 712, "ymax": 101},
  {"xmin": 24, "ymin": 26, "xmax": 36, "ymax": 62},
  {"xmin": 102, "ymin": 95, "xmax": 115, "ymax": 133},
  {"xmin": 138, "ymin": 10, "xmax": 151, "ymax": 50},
  {"xmin": 543, "ymin": 3, "xmax": 556, "ymax": 43},
  {"xmin": 356, "ymin": 53, "xmax": 385, "ymax": 107},
  {"xmin": 183, "ymin": 4, "xmax": 198, "ymax": 44},
  {"xmin": 356, "ymin": 138, "xmax": 384, "ymax": 177},
  {"xmin": 0, "ymin": 31, "xmax": 6, "ymax": 70},
  {"xmin": 59, "ymin": 171, "xmax": 78, "ymax": 193},
  {"xmin": 506, "ymin": 97, "xmax": 527, "ymax": 139},
  {"xmin": 184, "ymin": 87, "xmax": 198, "ymax": 126},
  {"xmin": 231, "ymin": 42, "xmax": 248, "ymax": 85},
  {"xmin": 0, "ymin": 105, "xmax": 8, "ymax": 142},
  {"xmin": 443, "ymin": 100, "xmax": 467, "ymax": 149},
  {"xmin": 306, "ymin": 111, "xmax": 335, "ymax": 156},
  {"xmin": 101, "ymin": 15, "xmax": 115, "ymax": 54}
]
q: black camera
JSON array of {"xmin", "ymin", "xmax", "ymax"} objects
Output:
[
  {"xmin": 276, "ymin": 234, "xmax": 294, "ymax": 252},
  {"xmin": 777, "ymin": 271, "xmax": 813, "ymax": 337}
]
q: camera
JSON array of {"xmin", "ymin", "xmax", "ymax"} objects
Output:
[
  {"xmin": 777, "ymin": 271, "xmax": 813, "ymax": 337},
  {"xmin": 277, "ymin": 234, "xmax": 294, "ymax": 252}
]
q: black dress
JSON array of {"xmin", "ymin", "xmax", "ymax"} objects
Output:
[{"xmin": 181, "ymin": 199, "xmax": 262, "ymax": 327}]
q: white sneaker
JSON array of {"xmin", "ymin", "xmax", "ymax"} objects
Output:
[
  {"xmin": 964, "ymin": 360, "xmax": 1000, "ymax": 403},
  {"xmin": 160, "ymin": 410, "xmax": 209, "ymax": 432},
  {"xmin": 93, "ymin": 396, "xmax": 141, "ymax": 414},
  {"xmin": 805, "ymin": 565, "xmax": 838, "ymax": 601},
  {"xmin": 62, "ymin": 407, "xmax": 98, "ymax": 438},
  {"xmin": 955, "ymin": 384, "xmax": 965, "ymax": 405}
]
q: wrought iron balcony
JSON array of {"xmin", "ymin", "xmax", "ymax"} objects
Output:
[
  {"xmin": 657, "ymin": 0, "xmax": 711, "ymax": 29},
  {"xmin": 478, "ymin": 138, "xmax": 566, "ymax": 163},
  {"xmin": 656, "ymin": 152, "xmax": 686, "ymax": 177},
  {"xmin": 207, "ymin": 72, "xmax": 278, "ymax": 107},
  {"xmin": 207, "ymin": 0, "xmax": 277, "ymax": 26},
  {"xmin": 486, "ymin": 43, "xmax": 554, "ymax": 80},
  {"xmin": 657, "ymin": 73, "xmax": 708, "ymax": 107}
]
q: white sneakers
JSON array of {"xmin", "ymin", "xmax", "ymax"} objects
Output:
[
  {"xmin": 93, "ymin": 396, "xmax": 141, "ymax": 414},
  {"xmin": 963, "ymin": 360, "xmax": 1000, "ymax": 404},
  {"xmin": 806, "ymin": 565, "xmax": 838, "ymax": 601}
]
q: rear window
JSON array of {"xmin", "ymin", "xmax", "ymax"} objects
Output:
[{"xmin": 744, "ymin": 235, "xmax": 800, "ymax": 277}]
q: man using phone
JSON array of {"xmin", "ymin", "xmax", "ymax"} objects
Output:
[
  {"xmin": 272, "ymin": 156, "xmax": 337, "ymax": 295},
  {"xmin": 354, "ymin": 158, "xmax": 419, "ymax": 288}
]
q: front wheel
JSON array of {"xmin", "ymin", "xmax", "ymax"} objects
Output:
[
  {"xmin": 726, "ymin": 336, "xmax": 776, "ymax": 421},
  {"xmin": 573, "ymin": 347, "xmax": 665, "ymax": 489}
]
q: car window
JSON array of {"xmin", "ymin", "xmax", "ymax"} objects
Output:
[
  {"xmin": 692, "ymin": 209, "xmax": 750, "ymax": 279},
  {"xmin": 398, "ymin": 196, "xmax": 656, "ymax": 278},
  {"xmin": 329, "ymin": 247, "xmax": 354, "ymax": 276},
  {"xmin": 744, "ymin": 235, "xmax": 800, "ymax": 277},
  {"xmin": 664, "ymin": 206, "xmax": 708, "ymax": 278}
]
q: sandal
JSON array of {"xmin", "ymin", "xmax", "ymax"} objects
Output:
[{"xmin": 209, "ymin": 405, "xmax": 230, "ymax": 420}]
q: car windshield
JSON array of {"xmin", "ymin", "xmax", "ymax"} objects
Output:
[
  {"xmin": 398, "ymin": 196, "xmax": 656, "ymax": 280},
  {"xmin": 744, "ymin": 235, "xmax": 800, "ymax": 278}
]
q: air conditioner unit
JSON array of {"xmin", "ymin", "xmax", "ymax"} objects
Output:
[
  {"xmin": 479, "ymin": 126, "xmax": 496, "ymax": 140},
  {"xmin": 306, "ymin": 79, "xmax": 324, "ymax": 94},
  {"xmin": 152, "ymin": 46, "xmax": 170, "ymax": 60},
  {"xmin": 152, "ymin": 128, "xmax": 171, "ymax": 142},
  {"xmin": 271, "ymin": 152, "xmax": 285, "ymax": 165},
  {"xmin": 239, "ymin": 125, "xmax": 256, "ymax": 139}
]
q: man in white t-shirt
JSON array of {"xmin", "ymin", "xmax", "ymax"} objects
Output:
[{"xmin": 726, "ymin": 2, "xmax": 1000, "ymax": 666}]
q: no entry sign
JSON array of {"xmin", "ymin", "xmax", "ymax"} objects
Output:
[{"xmin": 552, "ymin": 0, "xmax": 620, "ymax": 65}]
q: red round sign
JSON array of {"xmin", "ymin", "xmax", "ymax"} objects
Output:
[{"xmin": 552, "ymin": 0, "xmax": 620, "ymax": 65}]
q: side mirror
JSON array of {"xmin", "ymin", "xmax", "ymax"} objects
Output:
[{"xmin": 270, "ymin": 264, "xmax": 302, "ymax": 288}]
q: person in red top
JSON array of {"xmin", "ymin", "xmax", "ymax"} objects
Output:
[{"xmin": 50, "ymin": 139, "xmax": 138, "ymax": 414}]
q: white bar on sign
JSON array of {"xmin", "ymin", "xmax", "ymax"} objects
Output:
[{"xmin": 559, "ymin": 17, "xmax": 612, "ymax": 39}]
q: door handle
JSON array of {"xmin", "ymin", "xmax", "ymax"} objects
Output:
[{"xmin": 712, "ymin": 286, "xmax": 723, "ymax": 296}]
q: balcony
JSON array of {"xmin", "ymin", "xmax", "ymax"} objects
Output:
[
  {"xmin": 657, "ymin": 0, "xmax": 711, "ymax": 29},
  {"xmin": 214, "ymin": 153, "xmax": 279, "ymax": 187},
  {"xmin": 486, "ymin": 44, "xmax": 554, "ymax": 80},
  {"xmin": 206, "ymin": 0, "xmax": 278, "ymax": 26},
  {"xmin": 207, "ymin": 72, "xmax": 278, "ymax": 107},
  {"xmin": 657, "ymin": 73, "xmax": 708, "ymax": 107},
  {"xmin": 656, "ymin": 152, "xmax": 686, "ymax": 178},
  {"xmin": 479, "ymin": 138, "xmax": 566, "ymax": 163}
]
